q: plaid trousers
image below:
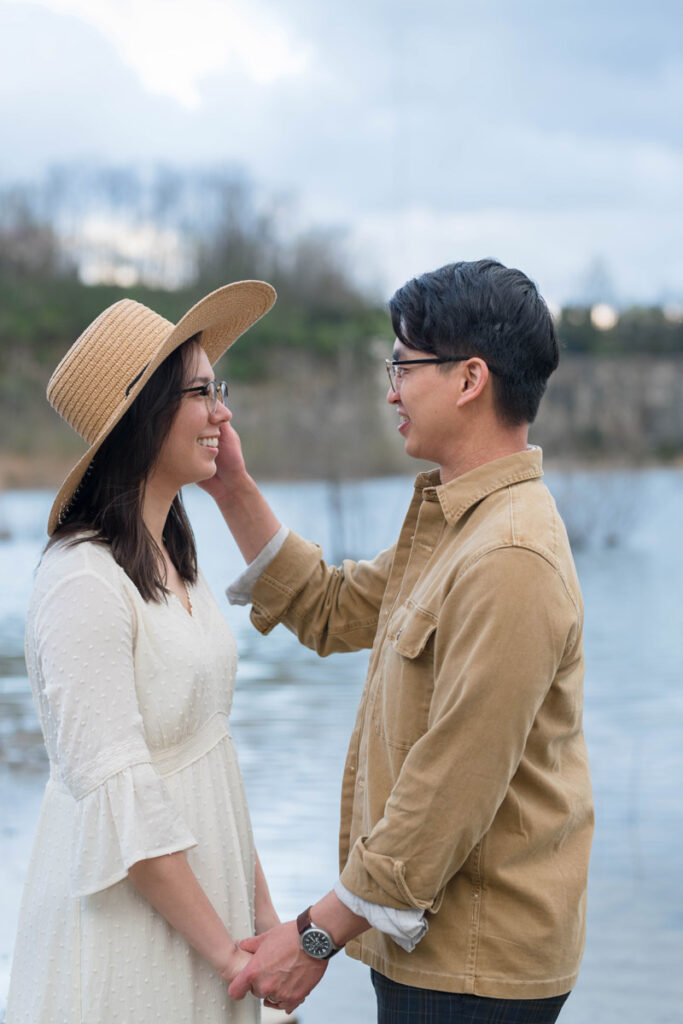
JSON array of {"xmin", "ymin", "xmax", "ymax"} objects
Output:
[{"xmin": 371, "ymin": 970, "xmax": 570, "ymax": 1024}]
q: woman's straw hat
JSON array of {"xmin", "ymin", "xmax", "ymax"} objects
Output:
[{"xmin": 46, "ymin": 280, "xmax": 276, "ymax": 536}]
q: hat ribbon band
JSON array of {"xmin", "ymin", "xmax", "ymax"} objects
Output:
[{"xmin": 125, "ymin": 362, "xmax": 150, "ymax": 397}]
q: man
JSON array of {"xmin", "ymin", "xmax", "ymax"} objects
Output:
[{"xmin": 204, "ymin": 259, "xmax": 593, "ymax": 1022}]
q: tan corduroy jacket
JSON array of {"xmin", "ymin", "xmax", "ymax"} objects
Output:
[{"xmin": 249, "ymin": 448, "xmax": 593, "ymax": 998}]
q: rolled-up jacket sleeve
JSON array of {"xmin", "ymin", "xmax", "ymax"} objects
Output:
[
  {"xmin": 35, "ymin": 570, "xmax": 197, "ymax": 898},
  {"xmin": 249, "ymin": 531, "xmax": 395, "ymax": 655},
  {"xmin": 338, "ymin": 545, "xmax": 580, "ymax": 909},
  {"xmin": 226, "ymin": 524, "xmax": 290, "ymax": 606}
]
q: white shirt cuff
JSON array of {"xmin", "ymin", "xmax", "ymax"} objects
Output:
[
  {"xmin": 333, "ymin": 880, "xmax": 428, "ymax": 953},
  {"xmin": 226, "ymin": 525, "xmax": 290, "ymax": 606}
]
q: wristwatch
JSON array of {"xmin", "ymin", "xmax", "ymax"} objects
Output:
[{"xmin": 297, "ymin": 906, "xmax": 341, "ymax": 960}]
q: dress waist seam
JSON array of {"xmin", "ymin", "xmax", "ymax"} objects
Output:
[
  {"xmin": 47, "ymin": 713, "xmax": 232, "ymax": 794},
  {"xmin": 151, "ymin": 712, "xmax": 231, "ymax": 777}
]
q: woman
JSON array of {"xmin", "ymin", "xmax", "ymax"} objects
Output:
[{"xmin": 6, "ymin": 282, "xmax": 280, "ymax": 1023}]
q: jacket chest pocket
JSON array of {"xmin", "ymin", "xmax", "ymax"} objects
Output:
[{"xmin": 372, "ymin": 605, "xmax": 437, "ymax": 751}]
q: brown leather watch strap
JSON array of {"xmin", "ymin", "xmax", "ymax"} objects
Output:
[{"xmin": 296, "ymin": 906, "xmax": 313, "ymax": 935}]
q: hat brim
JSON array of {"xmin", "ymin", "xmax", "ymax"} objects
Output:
[{"xmin": 47, "ymin": 280, "xmax": 275, "ymax": 536}]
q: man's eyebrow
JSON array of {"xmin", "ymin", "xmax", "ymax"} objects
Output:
[{"xmin": 391, "ymin": 346, "xmax": 401, "ymax": 361}]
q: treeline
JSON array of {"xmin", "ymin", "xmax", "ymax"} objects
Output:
[
  {"xmin": 2, "ymin": 164, "xmax": 683, "ymax": 479},
  {"xmin": 556, "ymin": 306, "xmax": 683, "ymax": 356},
  {"xmin": 2, "ymin": 164, "xmax": 682, "ymax": 376},
  {"xmin": 0, "ymin": 165, "xmax": 388, "ymax": 391},
  {"xmin": 2, "ymin": 163, "xmax": 683, "ymax": 468}
]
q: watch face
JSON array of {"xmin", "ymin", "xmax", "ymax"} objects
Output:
[{"xmin": 301, "ymin": 928, "xmax": 333, "ymax": 959}]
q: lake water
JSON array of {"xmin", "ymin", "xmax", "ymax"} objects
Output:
[{"xmin": 1, "ymin": 469, "xmax": 682, "ymax": 1023}]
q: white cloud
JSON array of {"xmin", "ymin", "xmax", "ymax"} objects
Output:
[
  {"xmin": 70, "ymin": 213, "xmax": 194, "ymax": 288},
  {"xmin": 345, "ymin": 204, "xmax": 683, "ymax": 307},
  {"xmin": 10, "ymin": 0, "xmax": 309, "ymax": 108},
  {"xmin": 1, "ymin": 0, "xmax": 681, "ymax": 303}
]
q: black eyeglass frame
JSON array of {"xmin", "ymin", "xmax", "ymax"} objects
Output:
[
  {"xmin": 385, "ymin": 356, "xmax": 500, "ymax": 392},
  {"xmin": 179, "ymin": 379, "xmax": 229, "ymax": 413}
]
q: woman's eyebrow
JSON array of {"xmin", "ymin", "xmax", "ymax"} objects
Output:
[{"xmin": 187, "ymin": 375, "xmax": 213, "ymax": 385}]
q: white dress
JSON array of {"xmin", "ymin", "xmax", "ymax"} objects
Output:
[{"xmin": 6, "ymin": 539, "xmax": 259, "ymax": 1023}]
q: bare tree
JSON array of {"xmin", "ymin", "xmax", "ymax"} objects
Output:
[{"xmin": 0, "ymin": 188, "xmax": 73, "ymax": 280}]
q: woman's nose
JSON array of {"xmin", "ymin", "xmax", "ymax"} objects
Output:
[{"xmin": 212, "ymin": 401, "xmax": 232, "ymax": 422}]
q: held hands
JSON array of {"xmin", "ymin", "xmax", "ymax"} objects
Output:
[{"xmin": 228, "ymin": 920, "xmax": 328, "ymax": 1015}]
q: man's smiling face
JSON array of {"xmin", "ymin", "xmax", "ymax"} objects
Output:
[{"xmin": 386, "ymin": 339, "xmax": 462, "ymax": 469}]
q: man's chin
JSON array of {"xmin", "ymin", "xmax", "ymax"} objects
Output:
[{"xmin": 403, "ymin": 437, "xmax": 421, "ymax": 460}]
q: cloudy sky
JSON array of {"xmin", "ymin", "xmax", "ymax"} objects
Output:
[{"xmin": 1, "ymin": 0, "xmax": 680, "ymax": 305}]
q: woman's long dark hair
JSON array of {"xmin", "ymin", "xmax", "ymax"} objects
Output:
[{"xmin": 48, "ymin": 338, "xmax": 200, "ymax": 601}]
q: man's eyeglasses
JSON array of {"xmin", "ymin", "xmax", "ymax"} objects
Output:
[
  {"xmin": 179, "ymin": 380, "xmax": 229, "ymax": 414},
  {"xmin": 385, "ymin": 356, "xmax": 475, "ymax": 393}
]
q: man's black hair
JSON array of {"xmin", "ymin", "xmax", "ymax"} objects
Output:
[{"xmin": 388, "ymin": 259, "xmax": 559, "ymax": 425}]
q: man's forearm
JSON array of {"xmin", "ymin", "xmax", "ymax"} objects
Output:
[
  {"xmin": 198, "ymin": 420, "xmax": 281, "ymax": 562},
  {"xmin": 308, "ymin": 889, "xmax": 370, "ymax": 948},
  {"xmin": 212, "ymin": 471, "xmax": 281, "ymax": 564}
]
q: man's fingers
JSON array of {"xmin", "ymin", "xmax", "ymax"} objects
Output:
[
  {"xmin": 228, "ymin": 965, "xmax": 254, "ymax": 1001},
  {"xmin": 238, "ymin": 935, "xmax": 263, "ymax": 953},
  {"xmin": 281, "ymin": 1000, "xmax": 304, "ymax": 1015},
  {"xmin": 264, "ymin": 995, "xmax": 304, "ymax": 1014}
]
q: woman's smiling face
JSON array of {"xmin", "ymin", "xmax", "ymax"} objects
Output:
[{"xmin": 148, "ymin": 345, "xmax": 231, "ymax": 497}]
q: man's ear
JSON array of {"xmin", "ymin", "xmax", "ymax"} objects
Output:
[{"xmin": 455, "ymin": 359, "xmax": 491, "ymax": 408}]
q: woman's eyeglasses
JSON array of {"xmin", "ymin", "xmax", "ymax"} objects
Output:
[{"xmin": 179, "ymin": 380, "xmax": 229, "ymax": 414}]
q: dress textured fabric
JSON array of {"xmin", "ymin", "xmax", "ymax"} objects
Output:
[{"xmin": 7, "ymin": 539, "xmax": 258, "ymax": 1023}]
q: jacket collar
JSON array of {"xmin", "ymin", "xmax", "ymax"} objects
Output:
[{"xmin": 413, "ymin": 447, "xmax": 544, "ymax": 527}]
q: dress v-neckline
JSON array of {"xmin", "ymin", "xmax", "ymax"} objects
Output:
[{"xmin": 169, "ymin": 581, "xmax": 193, "ymax": 618}]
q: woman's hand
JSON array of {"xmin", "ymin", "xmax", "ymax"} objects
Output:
[{"xmin": 219, "ymin": 942, "xmax": 254, "ymax": 985}]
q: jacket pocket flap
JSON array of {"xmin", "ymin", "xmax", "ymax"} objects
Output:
[{"xmin": 391, "ymin": 606, "xmax": 437, "ymax": 659}]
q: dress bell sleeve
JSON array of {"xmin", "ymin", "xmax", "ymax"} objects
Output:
[{"xmin": 34, "ymin": 567, "xmax": 197, "ymax": 898}]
